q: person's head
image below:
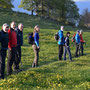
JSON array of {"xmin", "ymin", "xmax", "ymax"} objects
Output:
[
  {"xmin": 10, "ymin": 21, "xmax": 16, "ymax": 29},
  {"xmin": 66, "ymin": 32, "xmax": 70, "ymax": 37},
  {"xmin": 76, "ymin": 30, "xmax": 80, "ymax": 34},
  {"xmin": 2, "ymin": 23, "xmax": 9, "ymax": 33},
  {"xmin": 60, "ymin": 26, "xmax": 64, "ymax": 31},
  {"xmin": 80, "ymin": 30, "xmax": 83, "ymax": 34},
  {"xmin": 18, "ymin": 23, "xmax": 24, "ymax": 31},
  {"xmin": 34, "ymin": 25, "xmax": 40, "ymax": 33}
]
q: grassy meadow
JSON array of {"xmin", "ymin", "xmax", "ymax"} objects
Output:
[{"xmin": 0, "ymin": 9, "xmax": 90, "ymax": 90}]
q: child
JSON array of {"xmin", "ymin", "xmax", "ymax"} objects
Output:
[{"xmin": 64, "ymin": 32, "xmax": 72, "ymax": 61}]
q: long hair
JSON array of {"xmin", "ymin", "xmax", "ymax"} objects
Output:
[{"xmin": 33, "ymin": 25, "xmax": 40, "ymax": 36}]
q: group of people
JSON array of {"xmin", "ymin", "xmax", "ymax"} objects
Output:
[
  {"xmin": 0, "ymin": 21, "xmax": 24, "ymax": 79},
  {"xmin": 0, "ymin": 22, "xmax": 85, "ymax": 80},
  {"xmin": 57, "ymin": 26, "xmax": 85, "ymax": 61},
  {"xmin": 0, "ymin": 22, "xmax": 40, "ymax": 80}
]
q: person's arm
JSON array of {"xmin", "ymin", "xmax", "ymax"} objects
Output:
[
  {"xmin": 65, "ymin": 37, "xmax": 68, "ymax": 46},
  {"xmin": 34, "ymin": 33, "xmax": 39, "ymax": 47},
  {"xmin": 8, "ymin": 30, "xmax": 12, "ymax": 50}
]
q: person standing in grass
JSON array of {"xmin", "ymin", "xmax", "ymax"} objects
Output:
[
  {"xmin": 58, "ymin": 26, "xmax": 65, "ymax": 61},
  {"xmin": 75, "ymin": 30, "xmax": 80, "ymax": 57},
  {"xmin": 64, "ymin": 32, "xmax": 72, "ymax": 61},
  {"xmin": 7, "ymin": 21, "xmax": 17, "ymax": 75},
  {"xmin": 79, "ymin": 30, "xmax": 85, "ymax": 55},
  {"xmin": 32, "ymin": 25, "xmax": 40, "ymax": 67},
  {"xmin": 0, "ymin": 23, "xmax": 9, "ymax": 79},
  {"xmin": 13, "ymin": 23, "xmax": 24, "ymax": 71}
]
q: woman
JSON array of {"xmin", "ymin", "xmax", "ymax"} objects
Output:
[
  {"xmin": 79, "ymin": 30, "xmax": 85, "ymax": 55},
  {"xmin": 32, "ymin": 25, "xmax": 40, "ymax": 67}
]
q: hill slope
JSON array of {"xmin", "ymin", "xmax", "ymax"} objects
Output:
[{"xmin": 0, "ymin": 9, "xmax": 90, "ymax": 90}]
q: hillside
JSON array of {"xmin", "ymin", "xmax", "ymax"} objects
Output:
[{"xmin": 0, "ymin": 9, "xmax": 90, "ymax": 90}]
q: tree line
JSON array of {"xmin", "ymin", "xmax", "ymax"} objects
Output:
[
  {"xmin": 0, "ymin": 0, "xmax": 90, "ymax": 28},
  {"xmin": 19, "ymin": 0, "xmax": 80, "ymax": 25}
]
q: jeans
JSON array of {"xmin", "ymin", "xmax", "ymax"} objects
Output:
[{"xmin": 64, "ymin": 46, "xmax": 72, "ymax": 61}]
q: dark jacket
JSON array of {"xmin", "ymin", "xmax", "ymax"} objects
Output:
[
  {"xmin": 0, "ymin": 30, "xmax": 9, "ymax": 50},
  {"xmin": 17, "ymin": 29, "xmax": 23, "ymax": 46},
  {"xmin": 8, "ymin": 28, "xmax": 17, "ymax": 49},
  {"xmin": 65, "ymin": 36, "xmax": 69, "ymax": 46}
]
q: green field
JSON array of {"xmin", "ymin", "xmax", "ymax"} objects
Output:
[{"xmin": 0, "ymin": 9, "xmax": 90, "ymax": 90}]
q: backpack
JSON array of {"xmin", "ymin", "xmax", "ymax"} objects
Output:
[
  {"xmin": 54, "ymin": 32, "xmax": 59, "ymax": 41},
  {"xmin": 28, "ymin": 32, "xmax": 34, "ymax": 45},
  {"xmin": 72, "ymin": 34, "xmax": 76, "ymax": 42}
]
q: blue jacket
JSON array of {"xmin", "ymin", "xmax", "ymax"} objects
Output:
[
  {"xmin": 17, "ymin": 29, "xmax": 23, "ymax": 47},
  {"xmin": 75, "ymin": 33, "xmax": 80, "ymax": 44},
  {"xmin": 34, "ymin": 32, "xmax": 39, "ymax": 47},
  {"xmin": 58, "ymin": 30, "xmax": 65, "ymax": 45}
]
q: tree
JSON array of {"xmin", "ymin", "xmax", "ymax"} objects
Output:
[
  {"xmin": 19, "ymin": 0, "xmax": 80, "ymax": 25},
  {"xmin": 0, "ymin": 0, "xmax": 14, "ymax": 9},
  {"xmin": 79, "ymin": 8, "xmax": 90, "ymax": 27}
]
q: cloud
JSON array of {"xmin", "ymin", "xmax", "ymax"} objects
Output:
[{"xmin": 73, "ymin": 0, "xmax": 90, "ymax": 2}]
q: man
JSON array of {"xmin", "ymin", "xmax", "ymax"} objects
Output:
[
  {"xmin": 75, "ymin": 30, "xmax": 80, "ymax": 57},
  {"xmin": 14, "ymin": 23, "xmax": 23, "ymax": 71},
  {"xmin": 58, "ymin": 26, "xmax": 65, "ymax": 61},
  {"xmin": 7, "ymin": 21, "xmax": 17, "ymax": 75},
  {"xmin": 64, "ymin": 32, "xmax": 72, "ymax": 61},
  {"xmin": 0, "ymin": 23, "xmax": 9, "ymax": 79}
]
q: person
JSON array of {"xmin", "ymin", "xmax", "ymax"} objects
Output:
[
  {"xmin": 0, "ymin": 23, "xmax": 9, "ymax": 79},
  {"xmin": 64, "ymin": 32, "xmax": 72, "ymax": 61},
  {"xmin": 75, "ymin": 30, "xmax": 80, "ymax": 57},
  {"xmin": 79, "ymin": 30, "xmax": 85, "ymax": 55},
  {"xmin": 32, "ymin": 25, "xmax": 40, "ymax": 67},
  {"xmin": 7, "ymin": 21, "xmax": 17, "ymax": 75},
  {"xmin": 13, "ymin": 23, "xmax": 23, "ymax": 71},
  {"xmin": 58, "ymin": 26, "xmax": 65, "ymax": 61}
]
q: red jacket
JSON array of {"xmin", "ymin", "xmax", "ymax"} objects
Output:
[
  {"xmin": 79, "ymin": 34, "xmax": 85, "ymax": 43},
  {"xmin": 8, "ymin": 28, "xmax": 17, "ymax": 49}
]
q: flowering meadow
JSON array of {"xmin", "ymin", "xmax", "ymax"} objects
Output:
[{"xmin": 0, "ymin": 9, "xmax": 90, "ymax": 90}]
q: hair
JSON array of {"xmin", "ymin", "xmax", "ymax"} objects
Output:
[
  {"xmin": 66, "ymin": 32, "xmax": 70, "ymax": 36},
  {"xmin": 60, "ymin": 26, "xmax": 64, "ymax": 30},
  {"xmin": 18, "ymin": 23, "xmax": 23, "ymax": 29},
  {"xmin": 76, "ymin": 30, "xmax": 80, "ymax": 33},
  {"xmin": 80, "ymin": 30, "xmax": 83, "ymax": 34},
  {"xmin": 33, "ymin": 25, "xmax": 40, "ymax": 36},
  {"xmin": 2, "ymin": 23, "xmax": 9, "ymax": 30},
  {"xmin": 10, "ymin": 21, "xmax": 16, "ymax": 28}
]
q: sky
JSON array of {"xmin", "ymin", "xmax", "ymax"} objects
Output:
[{"xmin": 12, "ymin": 0, "xmax": 90, "ymax": 15}]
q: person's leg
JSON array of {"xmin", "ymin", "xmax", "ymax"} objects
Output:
[
  {"xmin": 35, "ymin": 47, "xmax": 39, "ymax": 67},
  {"xmin": 58, "ymin": 45, "xmax": 62, "ymax": 60},
  {"xmin": 32, "ymin": 45, "xmax": 36, "ymax": 67},
  {"xmin": 61, "ymin": 45, "xmax": 63, "ymax": 60},
  {"xmin": 81, "ymin": 43, "xmax": 84, "ymax": 55},
  {"xmin": 0, "ymin": 50, "xmax": 6, "ymax": 79},
  {"xmin": 13, "ymin": 46, "xmax": 21, "ymax": 70},
  {"xmin": 63, "ymin": 46, "xmax": 67, "ymax": 60},
  {"xmin": 7, "ymin": 49, "xmax": 12, "ymax": 75},
  {"xmin": 67, "ymin": 47, "xmax": 72, "ymax": 61},
  {"xmin": 7, "ymin": 47, "xmax": 16, "ymax": 75},
  {"xmin": 75, "ymin": 44, "xmax": 79, "ymax": 57}
]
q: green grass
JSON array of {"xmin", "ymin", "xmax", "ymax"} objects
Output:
[{"xmin": 0, "ymin": 9, "xmax": 90, "ymax": 90}]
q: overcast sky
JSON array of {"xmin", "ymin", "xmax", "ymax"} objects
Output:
[{"xmin": 12, "ymin": 0, "xmax": 90, "ymax": 15}]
